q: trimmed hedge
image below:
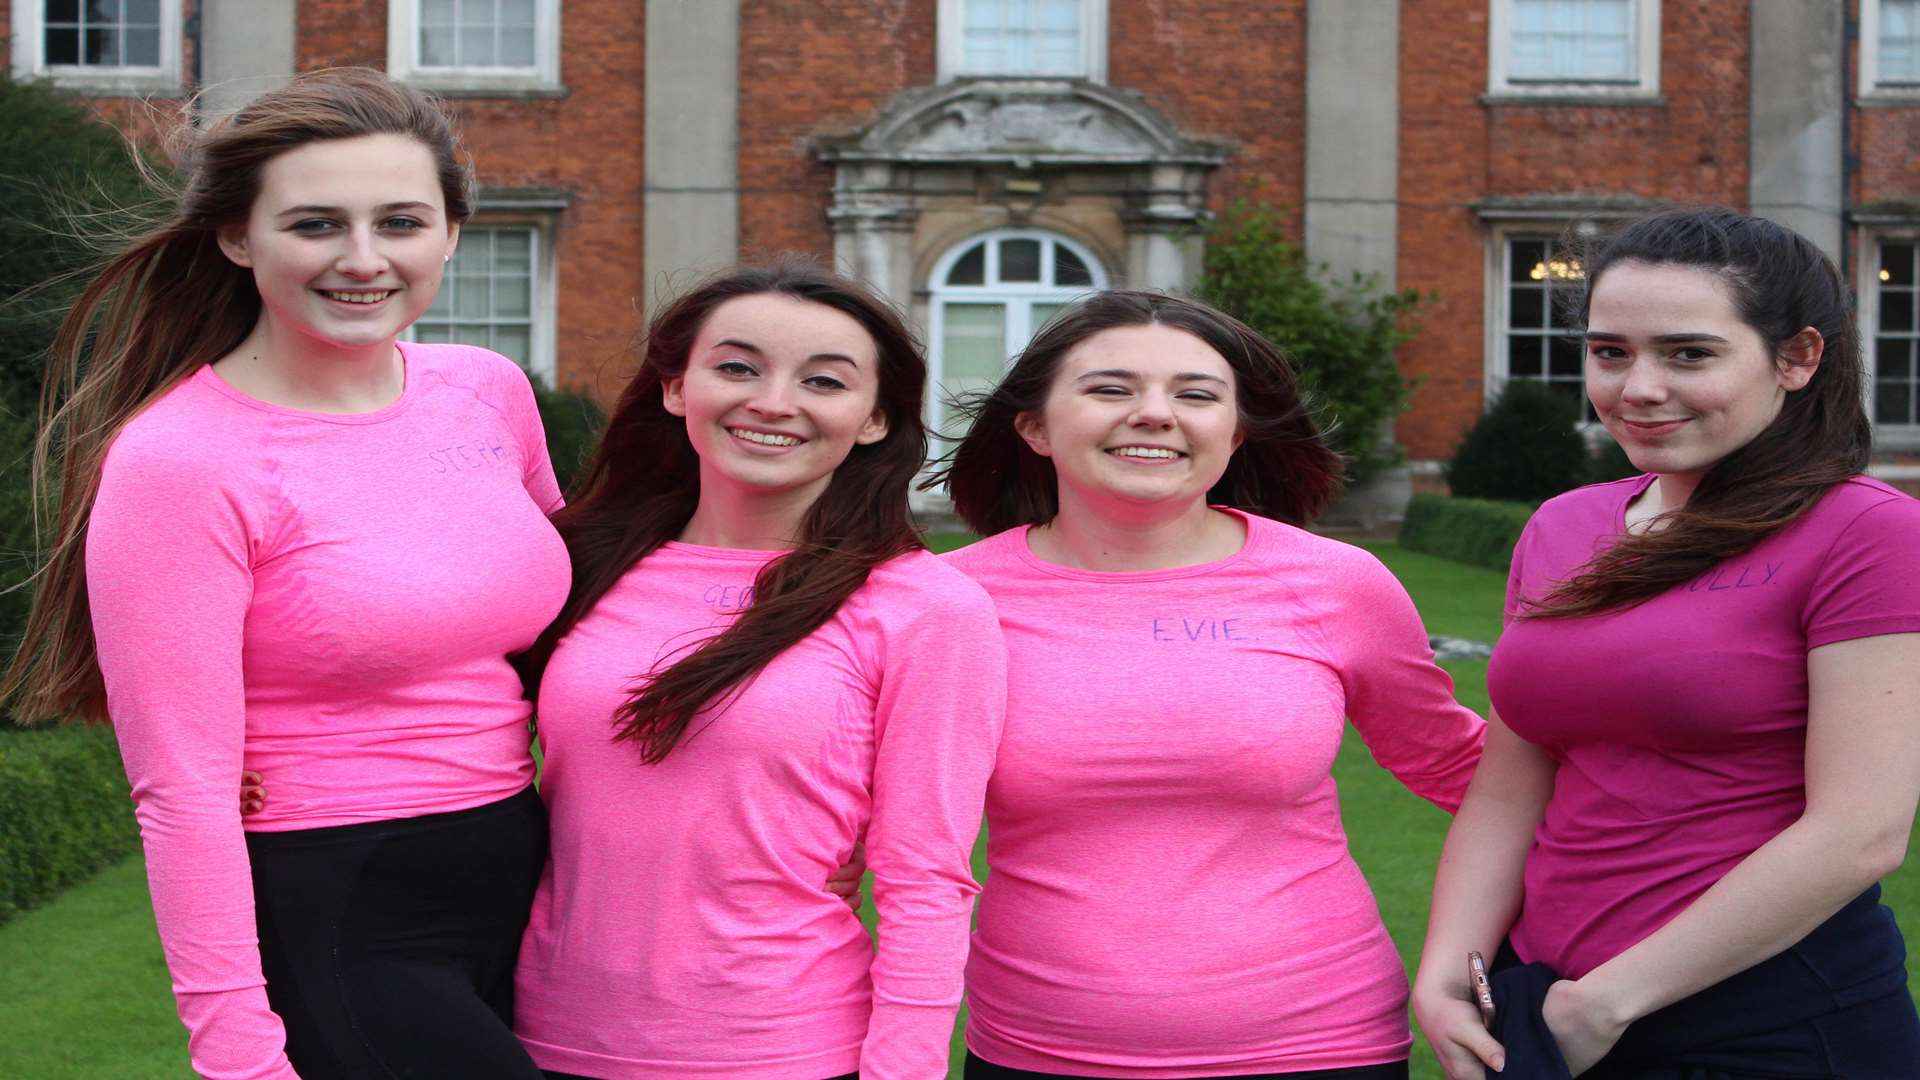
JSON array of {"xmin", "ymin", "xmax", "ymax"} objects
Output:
[
  {"xmin": 1398, "ymin": 494, "xmax": 1535, "ymax": 574},
  {"xmin": 0, "ymin": 723, "xmax": 138, "ymax": 926}
]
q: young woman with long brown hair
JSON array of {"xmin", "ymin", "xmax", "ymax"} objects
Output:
[
  {"xmin": 508, "ymin": 261, "xmax": 1004, "ymax": 1080},
  {"xmin": 928, "ymin": 291, "xmax": 1485, "ymax": 1079},
  {"xmin": 0, "ymin": 70, "xmax": 569, "ymax": 1079},
  {"xmin": 1413, "ymin": 207, "xmax": 1920, "ymax": 1078}
]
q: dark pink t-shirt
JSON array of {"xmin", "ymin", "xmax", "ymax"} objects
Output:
[{"xmin": 1490, "ymin": 474, "xmax": 1920, "ymax": 979}]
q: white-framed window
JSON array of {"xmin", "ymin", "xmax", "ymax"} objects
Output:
[
  {"xmin": 927, "ymin": 229, "xmax": 1106, "ymax": 437},
  {"xmin": 1862, "ymin": 0, "xmax": 1920, "ymax": 97},
  {"xmin": 9, "ymin": 0, "xmax": 184, "ymax": 95},
  {"xmin": 413, "ymin": 222, "xmax": 558, "ymax": 384},
  {"xmin": 1487, "ymin": 0, "xmax": 1659, "ymax": 99},
  {"xmin": 1867, "ymin": 237, "xmax": 1920, "ymax": 434},
  {"xmin": 1486, "ymin": 233, "xmax": 1596, "ymax": 422},
  {"xmin": 387, "ymin": 0, "xmax": 562, "ymax": 95},
  {"xmin": 937, "ymin": 0, "xmax": 1107, "ymax": 81}
]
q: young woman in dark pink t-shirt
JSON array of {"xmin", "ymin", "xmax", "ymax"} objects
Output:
[{"xmin": 1415, "ymin": 208, "xmax": 1920, "ymax": 1079}]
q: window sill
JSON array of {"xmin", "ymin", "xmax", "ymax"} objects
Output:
[
  {"xmin": 30, "ymin": 69, "xmax": 185, "ymax": 97},
  {"xmin": 1480, "ymin": 91, "xmax": 1665, "ymax": 107},
  {"xmin": 395, "ymin": 75, "xmax": 569, "ymax": 100},
  {"xmin": 1857, "ymin": 92, "xmax": 1920, "ymax": 107}
]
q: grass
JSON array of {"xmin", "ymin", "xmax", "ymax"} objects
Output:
[{"xmin": 3, "ymin": 540, "xmax": 1911, "ymax": 1080}]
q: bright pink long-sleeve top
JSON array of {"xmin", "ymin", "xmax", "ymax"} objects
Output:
[
  {"xmin": 84, "ymin": 344, "xmax": 571, "ymax": 1080},
  {"xmin": 942, "ymin": 511, "xmax": 1486, "ymax": 1078},
  {"xmin": 514, "ymin": 544, "xmax": 1005, "ymax": 1080}
]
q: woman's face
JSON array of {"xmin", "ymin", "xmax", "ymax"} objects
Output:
[
  {"xmin": 1017, "ymin": 322, "xmax": 1244, "ymax": 516},
  {"xmin": 1584, "ymin": 261, "xmax": 1817, "ymax": 486},
  {"xmin": 218, "ymin": 133, "xmax": 458, "ymax": 353},
  {"xmin": 663, "ymin": 292, "xmax": 888, "ymax": 507}
]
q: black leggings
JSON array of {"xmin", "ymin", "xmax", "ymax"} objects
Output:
[
  {"xmin": 247, "ymin": 786, "xmax": 547, "ymax": 1080},
  {"xmin": 963, "ymin": 1051, "xmax": 1408, "ymax": 1079}
]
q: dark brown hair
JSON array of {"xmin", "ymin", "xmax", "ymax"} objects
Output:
[
  {"xmin": 3, "ymin": 68, "xmax": 473, "ymax": 725},
  {"xmin": 1527, "ymin": 206, "xmax": 1870, "ymax": 618},
  {"xmin": 516, "ymin": 259, "xmax": 928, "ymax": 763},
  {"xmin": 924, "ymin": 289, "xmax": 1342, "ymax": 534}
]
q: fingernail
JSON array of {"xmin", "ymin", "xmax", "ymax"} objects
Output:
[{"xmin": 1491, "ymin": 1054, "xmax": 1505, "ymax": 1072}]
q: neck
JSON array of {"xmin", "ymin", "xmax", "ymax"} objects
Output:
[
  {"xmin": 678, "ymin": 471, "xmax": 824, "ymax": 551},
  {"xmin": 1032, "ymin": 488, "xmax": 1242, "ymax": 572},
  {"xmin": 1624, "ymin": 471, "xmax": 1699, "ymax": 533},
  {"xmin": 214, "ymin": 317, "xmax": 404, "ymax": 413}
]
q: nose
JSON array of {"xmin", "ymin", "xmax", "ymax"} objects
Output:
[
  {"xmin": 334, "ymin": 226, "xmax": 389, "ymax": 280},
  {"xmin": 746, "ymin": 380, "xmax": 797, "ymax": 419},
  {"xmin": 1129, "ymin": 386, "xmax": 1176, "ymax": 429},
  {"xmin": 1618, "ymin": 356, "xmax": 1667, "ymax": 406}
]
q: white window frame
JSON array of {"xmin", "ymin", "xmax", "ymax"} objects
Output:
[
  {"xmin": 1487, "ymin": 0, "xmax": 1660, "ymax": 101},
  {"xmin": 1861, "ymin": 0, "xmax": 1920, "ymax": 100},
  {"xmin": 937, "ymin": 0, "xmax": 1108, "ymax": 82},
  {"xmin": 1858, "ymin": 230, "xmax": 1920, "ymax": 450},
  {"xmin": 1483, "ymin": 224, "xmax": 1599, "ymax": 425},
  {"xmin": 926, "ymin": 228, "xmax": 1107, "ymax": 437},
  {"xmin": 410, "ymin": 217, "xmax": 559, "ymax": 385},
  {"xmin": 387, "ymin": 0, "xmax": 563, "ymax": 96},
  {"xmin": 9, "ymin": 0, "xmax": 184, "ymax": 95}
]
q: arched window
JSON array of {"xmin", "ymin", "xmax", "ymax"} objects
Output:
[{"xmin": 928, "ymin": 229, "xmax": 1107, "ymax": 437}]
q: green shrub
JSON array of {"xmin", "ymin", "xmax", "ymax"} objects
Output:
[
  {"xmin": 532, "ymin": 380, "xmax": 607, "ymax": 497},
  {"xmin": 1195, "ymin": 201, "xmax": 1424, "ymax": 487},
  {"xmin": 0, "ymin": 723, "xmax": 138, "ymax": 926},
  {"xmin": 1446, "ymin": 380, "xmax": 1590, "ymax": 502},
  {"xmin": 1588, "ymin": 432, "xmax": 1641, "ymax": 484},
  {"xmin": 1398, "ymin": 494, "xmax": 1535, "ymax": 574}
]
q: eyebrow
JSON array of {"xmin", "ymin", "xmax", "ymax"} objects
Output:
[
  {"xmin": 273, "ymin": 201, "xmax": 438, "ymax": 218},
  {"xmin": 710, "ymin": 338, "xmax": 860, "ymax": 367},
  {"xmin": 1584, "ymin": 331, "xmax": 1733, "ymax": 346},
  {"xmin": 1073, "ymin": 368, "xmax": 1230, "ymax": 385}
]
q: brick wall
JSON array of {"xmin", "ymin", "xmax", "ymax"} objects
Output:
[{"xmin": 1394, "ymin": 0, "xmax": 1750, "ymax": 462}]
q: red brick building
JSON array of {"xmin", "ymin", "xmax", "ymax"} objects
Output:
[{"xmin": 10, "ymin": 1, "xmax": 1920, "ymax": 507}]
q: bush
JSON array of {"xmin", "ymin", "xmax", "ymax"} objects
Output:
[
  {"xmin": 0, "ymin": 723, "xmax": 139, "ymax": 926},
  {"xmin": 1446, "ymin": 380, "xmax": 1591, "ymax": 502},
  {"xmin": 1588, "ymin": 432, "xmax": 1641, "ymax": 484},
  {"xmin": 1398, "ymin": 494, "xmax": 1535, "ymax": 574},
  {"xmin": 1195, "ymin": 201, "xmax": 1423, "ymax": 487},
  {"xmin": 532, "ymin": 380, "xmax": 607, "ymax": 497}
]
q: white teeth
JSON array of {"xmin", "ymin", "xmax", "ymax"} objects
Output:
[
  {"xmin": 1110, "ymin": 446, "xmax": 1180, "ymax": 459},
  {"xmin": 323, "ymin": 290, "xmax": 391, "ymax": 304},
  {"xmin": 730, "ymin": 428, "xmax": 801, "ymax": 446}
]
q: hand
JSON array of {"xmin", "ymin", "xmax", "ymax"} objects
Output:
[
  {"xmin": 1413, "ymin": 978, "xmax": 1506, "ymax": 1079},
  {"xmin": 240, "ymin": 771, "xmax": 265, "ymax": 816},
  {"xmin": 825, "ymin": 841, "xmax": 866, "ymax": 911},
  {"xmin": 1541, "ymin": 978, "xmax": 1628, "ymax": 1076}
]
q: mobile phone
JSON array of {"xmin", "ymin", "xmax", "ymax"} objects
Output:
[{"xmin": 1468, "ymin": 951, "xmax": 1496, "ymax": 1030}]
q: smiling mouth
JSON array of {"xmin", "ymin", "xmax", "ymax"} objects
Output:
[
  {"xmin": 729, "ymin": 427, "xmax": 802, "ymax": 447},
  {"xmin": 319, "ymin": 289, "xmax": 396, "ymax": 305},
  {"xmin": 1106, "ymin": 446, "xmax": 1185, "ymax": 460}
]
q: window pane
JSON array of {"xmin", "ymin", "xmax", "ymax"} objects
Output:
[
  {"xmin": 48, "ymin": 0, "xmax": 80, "ymax": 23},
  {"xmin": 963, "ymin": 0, "xmax": 1084, "ymax": 75},
  {"xmin": 1510, "ymin": 240, "xmax": 1547, "ymax": 282},
  {"xmin": 1511, "ymin": 0, "xmax": 1634, "ymax": 81},
  {"xmin": 416, "ymin": 323, "xmax": 453, "ymax": 343},
  {"xmin": 45, "ymin": 27, "xmax": 80, "ymax": 64},
  {"xmin": 1548, "ymin": 287, "xmax": 1582, "ymax": 329},
  {"xmin": 1877, "ymin": 381, "xmax": 1913, "ymax": 425},
  {"xmin": 502, "ymin": 0, "xmax": 537, "ymax": 28},
  {"xmin": 453, "ymin": 276, "xmax": 490, "ymax": 317},
  {"xmin": 1548, "ymin": 334, "xmax": 1582, "ymax": 377},
  {"xmin": 122, "ymin": 26, "xmax": 159, "ymax": 65},
  {"xmin": 1882, "ymin": 290, "xmax": 1915, "ymax": 333},
  {"xmin": 496, "ymin": 276, "xmax": 532, "ymax": 318},
  {"xmin": 85, "ymin": 27, "xmax": 121, "ymax": 66},
  {"xmin": 1508, "ymin": 336, "xmax": 1544, "ymax": 377},
  {"xmin": 1000, "ymin": 238, "xmax": 1041, "ymax": 283},
  {"xmin": 1054, "ymin": 244, "xmax": 1092, "ymax": 287},
  {"xmin": 941, "ymin": 303, "xmax": 1010, "ymax": 384},
  {"xmin": 1510, "ymin": 287, "xmax": 1545, "ymax": 329},
  {"xmin": 459, "ymin": 26, "xmax": 497, "ymax": 65},
  {"xmin": 1885, "ymin": 0, "xmax": 1920, "ymax": 83},
  {"xmin": 420, "ymin": 26, "xmax": 456, "ymax": 65},
  {"xmin": 493, "ymin": 230, "xmax": 532, "ymax": 273},
  {"xmin": 1878, "ymin": 337, "xmax": 1914, "ymax": 381},
  {"xmin": 125, "ymin": 0, "xmax": 159, "ymax": 23},
  {"xmin": 87, "ymin": 0, "xmax": 121, "ymax": 21},
  {"xmin": 493, "ymin": 326, "xmax": 532, "ymax": 367},
  {"xmin": 500, "ymin": 30, "xmax": 535, "ymax": 66},
  {"xmin": 947, "ymin": 243, "xmax": 986, "ymax": 286},
  {"xmin": 1030, "ymin": 303, "xmax": 1068, "ymax": 332},
  {"xmin": 422, "ymin": 0, "xmax": 458, "ymax": 25},
  {"xmin": 1883, "ymin": 243, "xmax": 1917, "ymax": 287}
]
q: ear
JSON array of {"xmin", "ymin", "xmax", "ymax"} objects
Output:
[
  {"xmin": 1013, "ymin": 409, "xmax": 1051, "ymax": 457},
  {"xmin": 443, "ymin": 221, "xmax": 461, "ymax": 264},
  {"xmin": 855, "ymin": 406, "xmax": 889, "ymax": 446},
  {"xmin": 1777, "ymin": 326, "xmax": 1823, "ymax": 393},
  {"xmin": 661, "ymin": 375, "xmax": 687, "ymax": 417},
  {"xmin": 216, "ymin": 223, "xmax": 254, "ymax": 269}
]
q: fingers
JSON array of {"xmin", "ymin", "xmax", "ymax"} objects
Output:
[
  {"xmin": 1450, "ymin": 1026, "xmax": 1506, "ymax": 1077},
  {"xmin": 242, "ymin": 771, "xmax": 262, "ymax": 785},
  {"xmin": 240, "ymin": 771, "xmax": 265, "ymax": 816}
]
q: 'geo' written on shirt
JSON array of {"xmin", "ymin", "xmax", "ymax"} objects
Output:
[
  {"xmin": 705, "ymin": 584, "xmax": 757, "ymax": 611},
  {"xmin": 1151, "ymin": 617, "xmax": 1253, "ymax": 643},
  {"xmin": 429, "ymin": 439, "xmax": 510, "ymax": 475}
]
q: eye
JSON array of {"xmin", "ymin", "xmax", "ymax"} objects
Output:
[
  {"xmin": 803, "ymin": 373, "xmax": 849, "ymax": 391},
  {"xmin": 1671, "ymin": 347, "xmax": 1714, "ymax": 363},
  {"xmin": 1176, "ymin": 389, "xmax": 1223, "ymax": 402},
  {"xmin": 714, "ymin": 359, "xmax": 757, "ymax": 377},
  {"xmin": 289, "ymin": 219, "xmax": 339, "ymax": 234},
  {"xmin": 1587, "ymin": 344, "xmax": 1627, "ymax": 362},
  {"xmin": 381, "ymin": 216, "xmax": 427, "ymax": 232},
  {"xmin": 1086, "ymin": 384, "xmax": 1131, "ymax": 397}
]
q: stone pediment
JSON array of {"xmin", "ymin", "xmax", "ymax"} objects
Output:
[{"xmin": 815, "ymin": 80, "xmax": 1231, "ymax": 168}]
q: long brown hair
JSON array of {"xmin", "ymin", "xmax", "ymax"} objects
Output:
[
  {"xmin": 1527, "ymin": 206, "xmax": 1870, "ymax": 618},
  {"xmin": 925, "ymin": 289, "xmax": 1343, "ymax": 534},
  {"xmin": 516, "ymin": 260, "xmax": 929, "ymax": 764},
  {"xmin": 2, "ymin": 69, "xmax": 474, "ymax": 725}
]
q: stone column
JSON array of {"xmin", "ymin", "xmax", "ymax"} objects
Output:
[
  {"xmin": 644, "ymin": 0, "xmax": 741, "ymax": 310},
  {"xmin": 1749, "ymin": 0, "xmax": 1845, "ymax": 261},
  {"xmin": 197, "ymin": 0, "xmax": 296, "ymax": 117}
]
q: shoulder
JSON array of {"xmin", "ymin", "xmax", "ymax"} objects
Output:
[
  {"xmin": 864, "ymin": 549, "xmax": 1000, "ymax": 623},
  {"xmin": 1239, "ymin": 511, "xmax": 1395, "ymax": 587},
  {"xmin": 104, "ymin": 373, "xmax": 260, "ymax": 487},
  {"xmin": 936, "ymin": 527, "xmax": 1025, "ymax": 581},
  {"xmin": 1529, "ymin": 474, "xmax": 1646, "ymax": 530},
  {"xmin": 1803, "ymin": 476, "xmax": 1920, "ymax": 545},
  {"xmin": 407, "ymin": 342, "xmax": 539, "ymax": 407}
]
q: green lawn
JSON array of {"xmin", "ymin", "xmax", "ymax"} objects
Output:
[{"xmin": 4, "ymin": 541, "xmax": 1912, "ymax": 1080}]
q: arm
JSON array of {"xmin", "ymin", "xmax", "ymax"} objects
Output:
[
  {"xmin": 1539, "ymin": 632, "xmax": 1920, "ymax": 1074},
  {"xmin": 86, "ymin": 443, "xmax": 300, "ymax": 1080},
  {"xmin": 1338, "ymin": 554, "xmax": 1487, "ymax": 810},
  {"xmin": 858, "ymin": 583, "xmax": 1006, "ymax": 1079},
  {"xmin": 1411, "ymin": 709, "xmax": 1556, "ymax": 1079}
]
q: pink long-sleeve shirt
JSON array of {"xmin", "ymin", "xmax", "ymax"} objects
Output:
[
  {"xmin": 943, "ymin": 510, "xmax": 1486, "ymax": 1078},
  {"xmin": 84, "ymin": 344, "xmax": 570, "ymax": 1080},
  {"xmin": 514, "ymin": 543, "xmax": 1005, "ymax": 1080}
]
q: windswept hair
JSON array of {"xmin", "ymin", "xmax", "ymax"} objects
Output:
[
  {"xmin": 515, "ymin": 259, "xmax": 928, "ymax": 763},
  {"xmin": 3, "ymin": 68, "xmax": 473, "ymax": 725},
  {"xmin": 1527, "ymin": 206, "xmax": 1870, "ymax": 618},
  {"xmin": 924, "ymin": 289, "xmax": 1343, "ymax": 535}
]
